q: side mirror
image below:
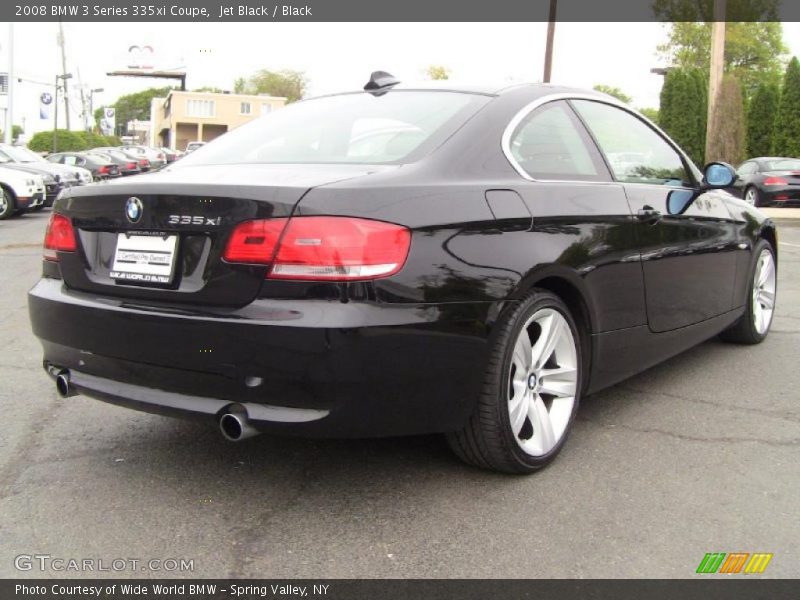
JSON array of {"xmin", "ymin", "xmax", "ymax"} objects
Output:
[
  {"xmin": 702, "ymin": 162, "xmax": 736, "ymax": 188},
  {"xmin": 667, "ymin": 189, "xmax": 697, "ymax": 215}
]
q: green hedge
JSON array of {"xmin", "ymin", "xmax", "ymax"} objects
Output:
[{"xmin": 28, "ymin": 130, "xmax": 123, "ymax": 153}]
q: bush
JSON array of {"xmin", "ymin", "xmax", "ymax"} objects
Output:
[{"xmin": 28, "ymin": 130, "xmax": 122, "ymax": 153}]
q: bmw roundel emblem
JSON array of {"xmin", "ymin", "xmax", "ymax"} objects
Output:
[{"xmin": 125, "ymin": 197, "xmax": 143, "ymax": 223}]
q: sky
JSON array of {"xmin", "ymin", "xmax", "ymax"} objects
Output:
[{"xmin": 3, "ymin": 21, "xmax": 800, "ymax": 137}]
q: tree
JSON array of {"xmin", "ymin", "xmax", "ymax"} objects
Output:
[
  {"xmin": 746, "ymin": 82, "xmax": 779, "ymax": 157},
  {"xmin": 659, "ymin": 68, "xmax": 707, "ymax": 166},
  {"xmin": 773, "ymin": 57, "xmax": 800, "ymax": 157},
  {"xmin": 426, "ymin": 65, "xmax": 450, "ymax": 81},
  {"xmin": 592, "ymin": 84, "xmax": 632, "ymax": 104},
  {"xmin": 233, "ymin": 69, "xmax": 307, "ymax": 103},
  {"xmin": 639, "ymin": 108, "xmax": 660, "ymax": 124},
  {"xmin": 656, "ymin": 21, "xmax": 787, "ymax": 98},
  {"xmin": 706, "ymin": 76, "xmax": 747, "ymax": 165},
  {"xmin": 95, "ymin": 87, "xmax": 173, "ymax": 134}
]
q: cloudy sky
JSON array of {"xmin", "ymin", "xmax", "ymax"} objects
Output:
[{"xmin": 3, "ymin": 21, "xmax": 800, "ymax": 136}]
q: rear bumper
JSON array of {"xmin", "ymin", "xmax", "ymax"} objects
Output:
[
  {"xmin": 761, "ymin": 186, "xmax": 800, "ymax": 206},
  {"xmin": 29, "ymin": 278, "xmax": 497, "ymax": 437}
]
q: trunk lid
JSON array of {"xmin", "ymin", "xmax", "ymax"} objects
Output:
[{"xmin": 55, "ymin": 163, "xmax": 390, "ymax": 307}]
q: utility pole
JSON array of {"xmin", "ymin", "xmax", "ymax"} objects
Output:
[
  {"xmin": 57, "ymin": 21, "xmax": 71, "ymax": 130},
  {"xmin": 4, "ymin": 23, "xmax": 14, "ymax": 144},
  {"xmin": 543, "ymin": 0, "xmax": 557, "ymax": 83},
  {"xmin": 706, "ymin": 0, "xmax": 726, "ymax": 161}
]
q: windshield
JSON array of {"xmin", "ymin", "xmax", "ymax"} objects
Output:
[
  {"xmin": 175, "ymin": 91, "xmax": 489, "ymax": 166},
  {"xmin": 1, "ymin": 145, "xmax": 44, "ymax": 163},
  {"xmin": 765, "ymin": 158, "xmax": 800, "ymax": 171}
]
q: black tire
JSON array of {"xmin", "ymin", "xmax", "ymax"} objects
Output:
[
  {"xmin": 744, "ymin": 186, "xmax": 762, "ymax": 207},
  {"xmin": 720, "ymin": 239, "xmax": 776, "ymax": 344},
  {"xmin": 446, "ymin": 290, "xmax": 583, "ymax": 474},
  {"xmin": 0, "ymin": 186, "xmax": 16, "ymax": 220}
]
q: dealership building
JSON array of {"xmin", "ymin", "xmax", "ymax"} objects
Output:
[{"xmin": 149, "ymin": 90, "xmax": 286, "ymax": 151}]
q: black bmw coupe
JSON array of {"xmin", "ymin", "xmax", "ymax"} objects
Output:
[
  {"xmin": 732, "ymin": 156, "xmax": 800, "ymax": 207},
  {"xmin": 29, "ymin": 75, "xmax": 778, "ymax": 473}
]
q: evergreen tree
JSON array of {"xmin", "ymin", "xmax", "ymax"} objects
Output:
[
  {"xmin": 659, "ymin": 68, "xmax": 707, "ymax": 167},
  {"xmin": 773, "ymin": 57, "xmax": 800, "ymax": 157},
  {"xmin": 747, "ymin": 83, "xmax": 780, "ymax": 158}
]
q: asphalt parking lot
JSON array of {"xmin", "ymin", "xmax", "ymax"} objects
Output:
[{"xmin": 0, "ymin": 209, "xmax": 798, "ymax": 579}]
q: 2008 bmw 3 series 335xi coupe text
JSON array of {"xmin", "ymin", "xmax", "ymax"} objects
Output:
[{"xmin": 29, "ymin": 73, "xmax": 778, "ymax": 474}]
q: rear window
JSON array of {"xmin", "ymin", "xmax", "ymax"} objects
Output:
[
  {"xmin": 175, "ymin": 91, "xmax": 489, "ymax": 166},
  {"xmin": 764, "ymin": 158, "xmax": 800, "ymax": 171}
]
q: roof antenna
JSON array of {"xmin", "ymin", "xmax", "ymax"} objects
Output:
[{"xmin": 364, "ymin": 71, "xmax": 400, "ymax": 96}]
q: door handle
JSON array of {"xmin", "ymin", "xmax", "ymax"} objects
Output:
[{"xmin": 637, "ymin": 206, "xmax": 662, "ymax": 223}]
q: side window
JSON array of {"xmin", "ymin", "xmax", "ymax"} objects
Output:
[
  {"xmin": 508, "ymin": 101, "xmax": 608, "ymax": 181},
  {"xmin": 738, "ymin": 162, "xmax": 756, "ymax": 175},
  {"xmin": 571, "ymin": 99, "xmax": 692, "ymax": 187},
  {"xmin": 63, "ymin": 156, "xmax": 77, "ymax": 166}
]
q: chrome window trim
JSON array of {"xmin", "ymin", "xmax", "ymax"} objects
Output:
[{"xmin": 501, "ymin": 92, "xmax": 700, "ymax": 185}]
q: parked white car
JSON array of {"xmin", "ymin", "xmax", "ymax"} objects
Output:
[{"xmin": 0, "ymin": 166, "xmax": 46, "ymax": 220}]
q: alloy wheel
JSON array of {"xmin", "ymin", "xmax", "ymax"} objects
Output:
[
  {"xmin": 0, "ymin": 190, "xmax": 8, "ymax": 216},
  {"xmin": 745, "ymin": 188, "xmax": 757, "ymax": 206},
  {"xmin": 508, "ymin": 308, "xmax": 578, "ymax": 457},
  {"xmin": 752, "ymin": 248, "xmax": 776, "ymax": 335}
]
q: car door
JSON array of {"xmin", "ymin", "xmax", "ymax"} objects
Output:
[
  {"xmin": 505, "ymin": 99, "xmax": 647, "ymax": 333},
  {"xmin": 570, "ymin": 98, "xmax": 739, "ymax": 333}
]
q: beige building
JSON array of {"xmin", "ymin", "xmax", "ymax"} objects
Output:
[{"xmin": 150, "ymin": 90, "xmax": 287, "ymax": 151}]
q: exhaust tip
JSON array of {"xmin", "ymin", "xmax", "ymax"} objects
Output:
[
  {"xmin": 219, "ymin": 411, "xmax": 261, "ymax": 442},
  {"xmin": 220, "ymin": 413, "xmax": 245, "ymax": 441},
  {"xmin": 55, "ymin": 372, "xmax": 74, "ymax": 398}
]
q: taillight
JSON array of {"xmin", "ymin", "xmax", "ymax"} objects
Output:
[
  {"xmin": 223, "ymin": 217, "xmax": 411, "ymax": 281},
  {"xmin": 98, "ymin": 165, "xmax": 109, "ymax": 174},
  {"xmin": 127, "ymin": 162, "xmax": 137, "ymax": 170},
  {"xmin": 223, "ymin": 219, "xmax": 286, "ymax": 264},
  {"xmin": 764, "ymin": 176, "xmax": 787, "ymax": 186},
  {"xmin": 139, "ymin": 159, "xmax": 148, "ymax": 167},
  {"xmin": 43, "ymin": 213, "xmax": 77, "ymax": 261}
]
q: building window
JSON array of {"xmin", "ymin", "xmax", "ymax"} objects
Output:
[
  {"xmin": 240, "ymin": 102, "xmax": 252, "ymax": 115},
  {"xmin": 186, "ymin": 99, "xmax": 215, "ymax": 118},
  {"xmin": 260, "ymin": 103, "xmax": 272, "ymax": 117}
]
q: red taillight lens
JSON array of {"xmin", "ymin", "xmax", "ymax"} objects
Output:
[
  {"xmin": 43, "ymin": 213, "xmax": 77, "ymax": 261},
  {"xmin": 223, "ymin": 219, "xmax": 287, "ymax": 264},
  {"xmin": 223, "ymin": 217, "xmax": 411, "ymax": 281},
  {"xmin": 764, "ymin": 176, "xmax": 787, "ymax": 186},
  {"xmin": 139, "ymin": 159, "xmax": 148, "ymax": 167},
  {"xmin": 98, "ymin": 165, "xmax": 109, "ymax": 174},
  {"xmin": 127, "ymin": 162, "xmax": 137, "ymax": 169}
]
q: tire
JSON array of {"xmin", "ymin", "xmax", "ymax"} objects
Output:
[
  {"xmin": 447, "ymin": 290, "xmax": 583, "ymax": 474},
  {"xmin": 0, "ymin": 186, "xmax": 16, "ymax": 220},
  {"xmin": 720, "ymin": 239, "xmax": 777, "ymax": 344},
  {"xmin": 744, "ymin": 186, "xmax": 761, "ymax": 207}
]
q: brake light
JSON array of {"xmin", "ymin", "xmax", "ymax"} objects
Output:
[
  {"xmin": 139, "ymin": 159, "xmax": 149, "ymax": 167},
  {"xmin": 98, "ymin": 165, "xmax": 110, "ymax": 174},
  {"xmin": 764, "ymin": 176, "xmax": 787, "ymax": 186},
  {"xmin": 223, "ymin": 219, "xmax": 287, "ymax": 264},
  {"xmin": 43, "ymin": 213, "xmax": 77, "ymax": 261},
  {"xmin": 223, "ymin": 217, "xmax": 411, "ymax": 281},
  {"xmin": 126, "ymin": 162, "xmax": 137, "ymax": 170}
]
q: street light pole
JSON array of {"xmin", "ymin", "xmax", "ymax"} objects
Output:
[
  {"xmin": 543, "ymin": 0, "xmax": 558, "ymax": 83},
  {"xmin": 4, "ymin": 23, "xmax": 14, "ymax": 144},
  {"xmin": 53, "ymin": 72, "xmax": 72, "ymax": 153}
]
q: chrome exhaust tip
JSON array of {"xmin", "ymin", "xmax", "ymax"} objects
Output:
[
  {"xmin": 219, "ymin": 412, "xmax": 260, "ymax": 442},
  {"xmin": 55, "ymin": 371, "xmax": 77, "ymax": 398}
]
